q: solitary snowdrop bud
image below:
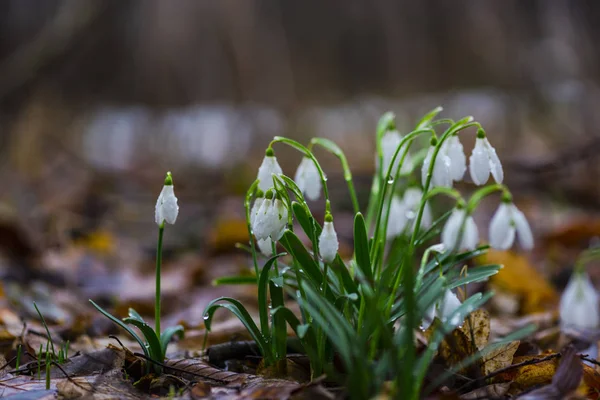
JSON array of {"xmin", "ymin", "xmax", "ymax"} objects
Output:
[
  {"xmin": 559, "ymin": 271, "xmax": 599, "ymax": 331},
  {"xmin": 256, "ymin": 237, "xmax": 274, "ymax": 257},
  {"xmin": 294, "ymin": 157, "xmax": 322, "ymax": 201},
  {"xmin": 257, "ymin": 147, "xmax": 283, "ymax": 192},
  {"xmin": 469, "ymin": 129, "xmax": 503, "ymax": 185},
  {"xmin": 489, "ymin": 195, "xmax": 534, "ymax": 250},
  {"xmin": 250, "ymin": 190, "xmax": 265, "ymax": 227},
  {"xmin": 442, "ymin": 205, "xmax": 479, "ymax": 251},
  {"xmin": 443, "ymin": 134, "xmax": 466, "ymax": 182},
  {"xmin": 422, "ymin": 137, "xmax": 451, "ymax": 188},
  {"xmin": 155, "ymin": 172, "xmax": 179, "ymax": 226},
  {"xmin": 319, "ymin": 213, "xmax": 339, "ymax": 263}
]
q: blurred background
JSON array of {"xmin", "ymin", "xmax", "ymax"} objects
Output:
[{"xmin": 1, "ymin": 0, "xmax": 600, "ymax": 283}]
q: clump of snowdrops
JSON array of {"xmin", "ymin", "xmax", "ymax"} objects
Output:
[{"xmin": 204, "ymin": 108, "xmax": 535, "ymax": 399}]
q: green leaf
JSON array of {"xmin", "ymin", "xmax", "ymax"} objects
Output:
[
  {"xmin": 416, "ymin": 106, "xmax": 443, "ymax": 129},
  {"xmin": 89, "ymin": 300, "xmax": 150, "ymax": 360},
  {"xmin": 271, "ymin": 306, "xmax": 319, "ymax": 362},
  {"xmin": 123, "ymin": 317, "xmax": 162, "ymax": 362},
  {"xmin": 203, "ymin": 297, "xmax": 272, "ymax": 362},
  {"xmin": 280, "ymin": 231, "xmax": 323, "ymax": 287},
  {"xmin": 292, "ymin": 201, "xmax": 319, "ymax": 242},
  {"xmin": 270, "ymin": 281, "xmax": 287, "ymax": 360},
  {"xmin": 127, "ymin": 308, "xmax": 145, "ymax": 323},
  {"xmin": 353, "ymin": 212, "xmax": 372, "ymax": 281},
  {"xmin": 448, "ymin": 264, "xmax": 502, "ymax": 289},
  {"xmin": 278, "ymin": 176, "xmax": 307, "ymax": 204},
  {"xmin": 160, "ymin": 325, "xmax": 185, "ymax": 358},
  {"xmin": 212, "ymin": 275, "xmax": 257, "ymax": 285},
  {"xmin": 331, "ymin": 254, "xmax": 358, "ymax": 296},
  {"xmin": 258, "ymin": 253, "xmax": 286, "ymax": 338}
]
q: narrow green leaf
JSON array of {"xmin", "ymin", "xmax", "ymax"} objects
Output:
[
  {"xmin": 203, "ymin": 297, "xmax": 272, "ymax": 361},
  {"xmin": 127, "ymin": 308, "xmax": 145, "ymax": 323},
  {"xmin": 258, "ymin": 253, "xmax": 285, "ymax": 338},
  {"xmin": 353, "ymin": 212, "xmax": 372, "ymax": 281},
  {"xmin": 123, "ymin": 317, "xmax": 162, "ymax": 362},
  {"xmin": 89, "ymin": 300, "xmax": 150, "ymax": 360},
  {"xmin": 280, "ymin": 231, "xmax": 323, "ymax": 287},
  {"xmin": 448, "ymin": 265, "xmax": 502, "ymax": 289},
  {"xmin": 292, "ymin": 202, "xmax": 318, "ymax": 242},
  {"xmin": 160, "ymin": 325, "xmax": 185, "ymax": 358},
  {"xmin": 416, "ymin": 106, "xmax": 443, "ymax": 129}
]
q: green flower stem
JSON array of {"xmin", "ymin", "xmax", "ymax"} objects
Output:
[
  {"xmin": 271, "ymin": 137, "xmax": 330, "ymax": 202},
  {"xmin": 310, "ymin": 138, "xmax": 360, "ymax": 215},
  {"xmin": 466, "ymin": 184, "xmax": 508, "ymax": 214},
  {"xmin": 155, "ymin": 223, "xmax": 165, "ymax": 339}
]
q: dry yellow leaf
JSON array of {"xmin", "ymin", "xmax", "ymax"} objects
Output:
[
  {"xmin": 479, "ymin": 250, "xmax": 558, "ymax": 314},
  {"xmin": 481, "ymin": 340, "xmax": 519, "ymax": 376}
]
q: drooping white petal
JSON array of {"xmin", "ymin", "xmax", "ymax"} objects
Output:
[
  {"xmin": 559, "ymin": 272, "xmax": 599, "ymax": 331},
  {"xmin": 155, "ymin": 185, "xmax": 179, "ymax": 225},
  {"xmin": 432, "ymin": 153, "xmax": 452, "ymax": 188},
  {"xmin": 294, "ymin": 157, "xmax": 322, "ymax": 201},
  {"xmin": 485, "ymin": 139, "xmax": 504, "ymax": 183},
  {"xmin": 319, "ymin": 221, "xmax": 339, "ymax": 263},
  {"xmin": 438, "ymin": 289, "xmax": 463, "ymax": 327},
  {"xmin": 421, "ymin": 304, "xmax": 437, "ymax": 331},
  {"xmin": 442, "ymin": 209, "xmax": 465, "ymax": 250},
  {"xmin": 252, "ymin": 199, "xmax": 273, "ymax": 240},
  {"xmin": 489, "ymin": 203, "xmax": 515, "ymax": 250},
  {"xmin": 250, "ymin": 197, "xmax": 264, "ymax": 227},
  {"xmin": 420, "ymin": 202, "xmax": 433, "ymax": 230},
  {"xmin": 461, "ymin": 216, "xmax": 480, "ymax": 251},
  {"xmin": 269, "ymin": 199, "xmax": 288, "ymax": 241},
  {"xmin": 469, "ymin": 138, "xmax": 490, "ymax": 185},
  {"xmin": 257, "ymin": 155, "xmax": 283, "ymax": 192},
  {"xmin": 421, "ymin": 146, "xmax": 434, "ymax": 187},
  {"xmin": 445, "ymin": 136, "xmax": 466, "ymax": 182},
  {"xmin": 256, "ymin": 237, "xmax": 274, "ymax": 257},
  {"xmin": 510, "ymin": 205, "xmax": 534, "ymax": 250},
  {"xmin": 387, "ymin": 195, "xmax": 407, "ymax": 239}
]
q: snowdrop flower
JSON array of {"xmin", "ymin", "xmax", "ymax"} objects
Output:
[
  {"xmin": 421, "ymin": 289, "xmax": 463, "ymax": 330},
  {"xmin": 442, "ymin": 134, "xmax": 466, "ymax": 182},
  {"xmin": 257, "ymin": 148, "xmax": 283, "ymax": 192},
  {"xmin": 469, "ymin": 130, "xmax": 503, "ymax": 185},
  {"xmin": 256, "ymin": 237, "xmax": 274, "ymax": 257},
  {"xmin": 381, "ymin": 130, "xmax": 412, "ymax": 176},
  {"xmin": 319, "ymin": 213, "xmax": 339, "ymax": 263},
  {"xmin": 252, "ymin": 191, "xmax": 288, "ymax": 241},
  {"xmin": 294, "ymin": 157, "xmax": 322, "ymax": 201},
  {"xmin": 489, "ymin": 198, "xmax": 534, "ymax": 250},
  {"xmin": 559, "ymin": 271, "xmax": 599, "ymax": 332},
  {"xmin": 441, "ymin": 206, "xmax": 479, "ymax": 251},
  {"xmin": 249, "ymin": 190, "xmax": 264, "ymax": 227},
  {"xmin": 155, "ymin": 172, "xmax": 179, "ymax": 226},
  {"xmin": 422, "ymin": 138, "xmax": 451, "ymax": 188}
]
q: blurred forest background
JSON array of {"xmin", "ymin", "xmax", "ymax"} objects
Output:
[{"xmin": 1, "ymin": 0, "xmax": 600, "ymax": 257}]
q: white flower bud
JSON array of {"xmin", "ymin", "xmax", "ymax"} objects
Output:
[
  {"xmin": 442, "ymin": 208, "xmax": 479, "ymax": 251},
  {"xmin": 294, "ymin": 157, "xmax": 322, "ymax": 201},
  {"xmin": 257, "ymin": 149, "xmax": 283, "ymax": 192},
  {"xmin": 155, "ymin": 173, "xmax": 179, "ymax": 226},
  {"xmin": 469, "ymin": 135, "xmax": 503, "ymax": 185},
  {"xmin": 382, "ymin": 130, "xmax": 412, "ymax": 176},
  {"xmin": 319, "ymin": 217, "xmax": 339, "ymax": 263},
  {"xmin": 256, "ymin": 237, "xmax": 274, "ymax": 257},
  {"xmin": 559, "ymin": 271, "xmax": 599, "ymax": 332},
  {"xmin": 421, "ymin": 289, "xmax": 463, "ymax": 330},
  {"xmin": 489, "ymin": 202, "xmax": 534, "ymax": 250}
]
